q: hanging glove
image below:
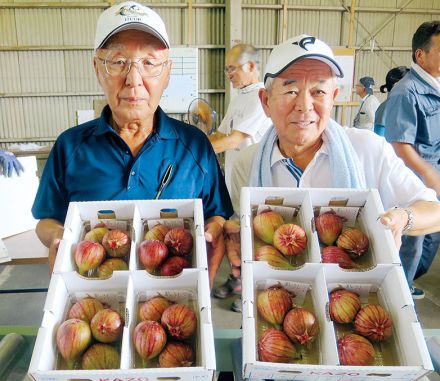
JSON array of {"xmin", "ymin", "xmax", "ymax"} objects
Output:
[{"xmin": 0, "ymin": 150, "xmax": 24, "ymax": 177}]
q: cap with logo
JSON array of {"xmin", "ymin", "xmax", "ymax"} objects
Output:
[
  {"xmin": 94, "ymin": 1, "xmax": 170, "ymax": 50},
  {"xmin": 263, "ymin": 34, "xmax": 343, "ymax": 84}
]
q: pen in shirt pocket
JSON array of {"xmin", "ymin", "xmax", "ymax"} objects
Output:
[{"xmin": 155, "ymin": 164, "xmax": 173, "ymax": 200}]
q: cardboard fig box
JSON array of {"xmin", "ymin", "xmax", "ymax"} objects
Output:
[
  {"xmin": 240, "ymin": 187, "xmax": 400, "ymax": 270},
  {"xmin": 241, "ymin": 263, "xmax": 433, "ymax": 380},
  {"xmin": 54, "ymin": 199, "xmax": 207, "ymax": 276},
  {"xmin": 28, "ymin": 270, "xmax": 215, "ymax": 381}
]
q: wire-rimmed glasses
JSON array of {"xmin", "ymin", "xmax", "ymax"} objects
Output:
[{"xmin": 97, "ymin": 56, "xmax": 169, "ymax": 78}]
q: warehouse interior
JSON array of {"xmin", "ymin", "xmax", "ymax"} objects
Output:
[{"xmin": 1, "ymin": 0, "xmax": 440, "ymax": 380}]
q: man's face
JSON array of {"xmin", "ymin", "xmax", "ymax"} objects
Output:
[
  {"xmin": 224, "ymin": 50, "xmax": 252, "ymax": 89},
  {"xmin": 94, "ymin": 29, "xmax": 171, "ymax": 125},
  {"xmin": 259, "ymin": 59, "xmax": 338, "ymax": 152},
  {"xmin": 354, "ymin": 83, "xmax": 365, "ymax": 97},
  {"xmin": 417, "ymin": 34, "xmax": 440, "ymax": 77}
]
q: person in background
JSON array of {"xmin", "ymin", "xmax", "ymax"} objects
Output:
[
  {"xmin": 374, "ymin": 66, "xmax": 410, "ymax": 136},
  {"xmin": 209, "ymin": 44, "xmax": 272, "ymax": 191},
  {"xmin": 384, "ymin": 20, "xmax": 440, "ymax": 299},
  {"xmin": 208, "ymin": 44, "xmax": 271, "ymax": 309},
  {"xmin": 0, "ymin": 150, "xmax": 23, "ymax": 177},
  {"xmin": 31, "ymin": 1, "xmax": 233, "ymax": 284},
  {"xmin": 353, "ymin": 76, "xmax": 380, "ymax": 131},
  {"xmin": 230, "ymin": 35, "xmax": 440, "ymax": 311}
]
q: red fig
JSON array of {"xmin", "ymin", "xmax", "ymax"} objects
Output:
[
  {"xmin": 161, "ymin": 304, "xmax": 197, "ymax": 340},
  {"xmin": 315, "ymin": 211, "xmax": 345, "ymax": 246},
  {"xmin": 144, "ymin": 224, "xmax": 170, "ymax": 242},
  {"xmin": 337, "ymin": 228, "xmax": 369, "ymax": 258},
  {"xmin": 102, "ymin": 229, "xmax": 131, "ymax": 257},
  {"xmin": 97, "ymin": 258, "xmax": 128, "ymax": 278},
  {"xmin": 253, "ymin": 210, "xmax": 284, "ymax": 244},
  {"xmin": 138, "ymin": 240, "xmax": 169, "ymax": 272},
  {"xmin": 160, "ymin": 256, "xmax": 190, "ymax": 276},
  {"xmin": 338, "ymin": 333, "xmax": 375, "ymax": 366},
  {"xmin": 74, "ymin": 240, "xmax": 106, "ymax": 276},
  {"xmin": 273, "ymin": 223, "xmax": 307, "ymax": 256},
  {"xmin": 258, "ymin": 328, "xmax": 298, "ymax": 363},
  {"xmin": 90, "ymin": 308, "xmax": 124, "ymax": 343},
  {"xmin": 159, "ymin": 342, "xmax": 194, "ymax": 367},
  {"xmin": 354, "ymin": 304, "xmax": 393, "ymax": 342},
  {"xmin": 133, "ymin": 320, "xmax": 167, "ymax": 360},
  {"xmin": 84, "ymin": 227, "xmax": 109, "ymax": 243},
  {"xmin": 321, "ymin": 246, "xmax": 359, "ymax": 269},
  {"xmin": 139, "ymin": 296, "xmax": 174, "ymax": 322},
  {"xmin": 164, "ymin": 227, "xmax": 193, "ymax": 256},
  {"xmin": 329, "ymin": 289, "xmax": 361, "ymax": 324},
  {"xmin": 255, "ymin": 245, "xmax": 294, "ymax": 269},
  {"xmin": 283, "ymin": 307, "xmax": 319, "ymax": 345},
  {"xmin": 68, "ymin": 297, "xmax": 104, "ymax": 324},
  {"xmin": 81, "ymin": 343, "xmax": 120, "ymax": 369},
  {"xmin": 56, "ymin": 318, "xmax": 92, "ymax": 369},
  {"xmin": 257, "ymin": 285, "xmax": 293, "ymax": 326}
]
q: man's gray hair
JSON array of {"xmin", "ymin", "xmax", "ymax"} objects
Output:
[{"xmin": 232, "ymin": 44, "xmax": 261, "ymax": 71}]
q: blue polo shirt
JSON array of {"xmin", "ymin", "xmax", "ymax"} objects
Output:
[{"xmin": 32, "ymin": 106, "xmax": 233, "ymax": 223}]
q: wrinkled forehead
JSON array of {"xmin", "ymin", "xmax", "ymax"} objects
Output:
[{"xmin": 275, "ymin": 58, "xmax": 335, "ymax": 83}]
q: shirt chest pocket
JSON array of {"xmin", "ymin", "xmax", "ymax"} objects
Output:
[{"xmin": 424, "ymin": 105, "xmax": 440, "ymax": 143}]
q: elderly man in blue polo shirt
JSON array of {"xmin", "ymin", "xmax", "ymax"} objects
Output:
[{"xmin": 32, "ymin": 1, "xmax": 233, "ymax": 283}]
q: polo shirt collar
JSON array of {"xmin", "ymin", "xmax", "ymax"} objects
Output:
[
  {"xmin": 410, "ymin": 65, "xmax": 440, "ymax": 96},
  {"xmin": 270, "ymin": 135, "xmax": 328, "ymax": 168},
  {"xmin": 94, "ymin": 105, "xmax": 178, "ymax": 140}
]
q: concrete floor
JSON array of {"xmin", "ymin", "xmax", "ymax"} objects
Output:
[{"xmin": 0, "ymin": 234, "xmax": 439, "ymax": 379}]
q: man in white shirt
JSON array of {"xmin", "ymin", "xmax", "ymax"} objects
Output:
[
  {"xmin": 231, "ymin": 34, "xmax": 440, "ymax": 267},
  {"xmin": 209, "ymin": 45, "xmax": 271, "ymax": 307},
  {"xmin": 353, "ymin": 76, "xmax": 380, "ymax": 131},
  {"xmin": 209, "ymin": 44, "xmax": 272, "ymax": 192}
]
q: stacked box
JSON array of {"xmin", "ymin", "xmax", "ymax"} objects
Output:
[
  {"xmin": 240, "ymin": 187, "xmax": 433, "ymax": 380},
  {"xmin": 29, "ymin": 199, "xmax": 215, "ymax": 381}
]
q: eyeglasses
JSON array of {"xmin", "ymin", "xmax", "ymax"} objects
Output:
[
  {"xmin": 224, "ymin": 63, "xmax": 245, "ymax": 75},
  {"xmin": 97, "ymin": 56, "xmax": 169, "ymax": 78}
]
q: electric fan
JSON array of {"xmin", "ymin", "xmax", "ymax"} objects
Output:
[{"xmin": 187, "ymin": 98, "xmax": 217, "ymax": 135}]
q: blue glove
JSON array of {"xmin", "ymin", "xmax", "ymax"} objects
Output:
[{"xmin": 0, "ymin": 150, "xmax": 24, "ymax": 177}]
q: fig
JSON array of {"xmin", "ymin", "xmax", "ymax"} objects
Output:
[
  {"xmin": 56, "ymin": 318, "xmax": 92, "ymax": 369},
  {"xmin": 164, "ymin": 227, "xmax": 193, "ymax": 256},
  {"xmin": 160, "ymin": 256, "xmax": 190, "ymax": 276},
  {"xmin": 102, "ymin": 229, "xmax": 131, "ymax": 257},
  {"xmin": 253, "ymin": 210, "xmax": 284, "ymax": 244},
  {"xmin": 68, "ymin": 297, "xmax": 104, "ymax": 324},
  {"xmin": 354, "ymin": 304, "xmax": 393, "ymax": 342},
  {"xmin": 84, "ymin": 227, "xmax": 109, "ymax": 243},
  {"xmin": 90, "ymin": 308, "xmax": 124, "ymax": 343},
  {"xmin": 329, "ymin": 289, "xmax": 361, "ymax": 324},
  {"xmin": 74, "ymin": 240, "xmax": 106, "ymax": 276},
  {"xmin": 315, "ymin": 211, "xmax": 345, "ymax": 246},
  {"xmin": 133, "ymin": 320, "xmax": 167, "ymax": 360},
  {"xmin": 273, "ymin": 223, "xmax": 307, "ymax": 256},
  {"xmin": 336, "ymin": 228, "xmax": 369, "ymax": 258},
  {"xmin": 283, "ymin": 307, "xmax": 319, "ymax": 345},
  {"xmin": 139, "ymin": 296, "xmax": 174, "ymax": 322},
  {"xmin": 255, "ymin": 245, "xmax": 294, "ymax": 269},
  {"xmin": 321, "ymin": 246, "xmax": 359, "ymax": 269},
  {"xmin": 97, "ymin": 258, "xmax": 128, "ymax": 278},
  {"xmin": 257, "ymin": 285, "xmax": 293, "ymax": 327},
  {"xmin": 144, "ymin": 223, "xmax": 170, "ymax": 242},
  {"xmin": 138, "ymin": 240, "xmax": 169, "ymax": 272},
  {"xmin": 81, "ymin": 343, "xmax": 120, "ymax": 369},
  {"xmin": 161, "ymin": 303, "xmax": 197, "ymax": 340},
  {"xmin": 338, "ymin": 333, "xmax": 375, "ymax": 366},
  {"xmin": 159, "ymin": 342, "xmax": 195, "ymax": 368},
  {"xmin": 258, "ymin": 328, "xmax": 298, "ymax": 363}
]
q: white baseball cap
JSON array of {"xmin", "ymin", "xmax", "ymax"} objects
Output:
[
  {"xmin": 264, "ymin": 34, "xmax": 343, "ymax": 83},
  {"xmin": 94, "ymin": 1, "xmax": 170, "ymax": 50}
]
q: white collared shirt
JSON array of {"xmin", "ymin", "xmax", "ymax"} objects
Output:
[{"xmin": 231, "ymin": 124, "xmax": 437, "ymax": 214}]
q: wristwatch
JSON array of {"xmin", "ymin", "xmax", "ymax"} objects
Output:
[{"xmin": 394, "ymin": 207, "xmax": 414, "ymax": 234}]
